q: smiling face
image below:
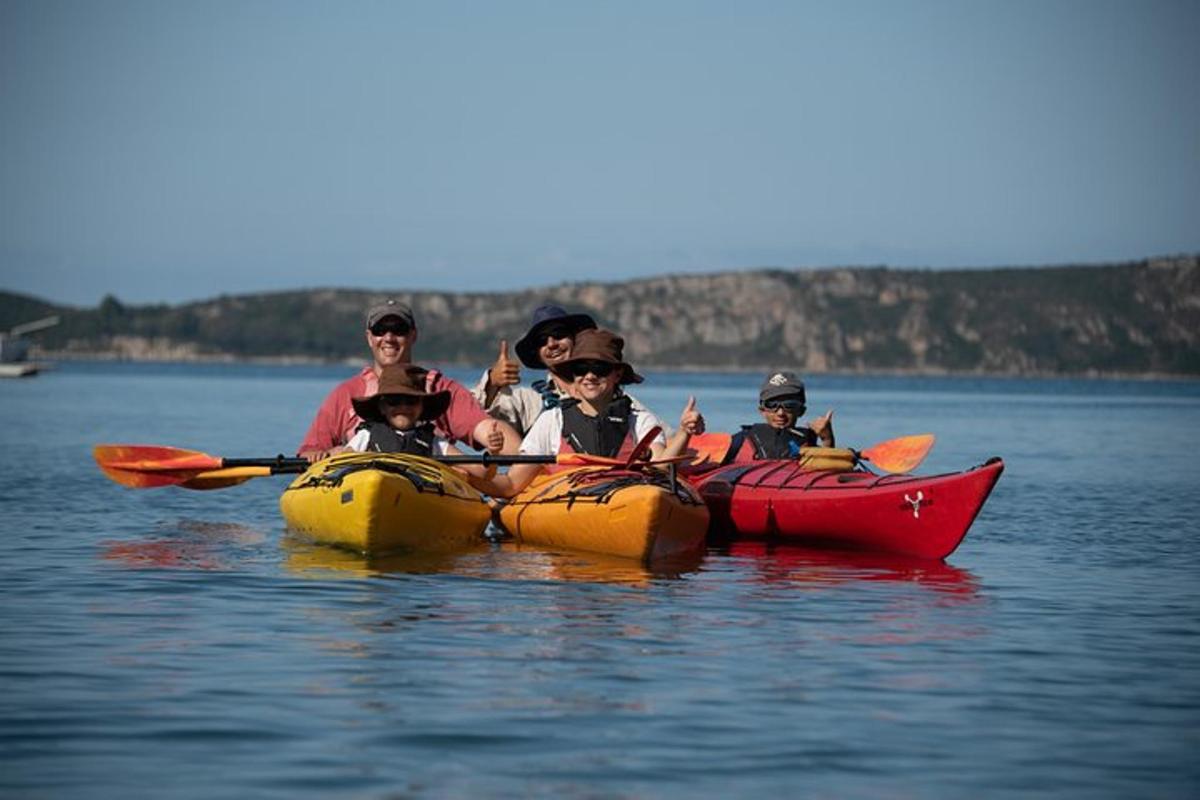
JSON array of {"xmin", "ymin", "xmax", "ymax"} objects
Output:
[
  {"xmin": 366, "ymin": 316, "xmax": 416, "ymax": 369},
  {"xmin": 536, "ymin": 324, "xmax": 576, "ymax": 368},
  {"xmin": 564, "ymin": 359, "xmax": 619, "ymax": 406},
  {"xmin": 759, "ymin": 396, "xmax": 805, "ymax": 430},
  {"xmin": 378, "ymin": 394, "xmax": 423, "ymax": 431}
]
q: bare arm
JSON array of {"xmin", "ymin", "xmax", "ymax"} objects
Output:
[
  {"xmin": 659, "ymin": 396, "xmax": 704, "ymax": 459},
  {"xmin": 465, "ymin": 462, "xmax": 543, "ymax": 498}
]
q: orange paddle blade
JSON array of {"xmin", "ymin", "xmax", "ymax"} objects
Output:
[
  {"xmin": 685, "ymin": 432, "xmax": 733, "ymax": 467},
  {"xmin": 179, "ymin": 466, "xmax": 275, "ymax": 490},
  {"xmin": 555, "ymin": 452, "xmax": 624, "ymax": 467},
  {"xmin": 859, "ymin": 434, "xmax": 935, "ymax": 474},
  {"xmin": 93, "ymin": 444, "xmax": 224, "ymax": 488}
]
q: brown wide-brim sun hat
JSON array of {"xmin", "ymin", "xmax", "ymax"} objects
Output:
[
  {"xmin": 552, "ymin": 328, "xmax": 643, "ymax": 385},
  {"xmin": 351, "ymin": 365, "xmax": 451, "ymax": 424}
]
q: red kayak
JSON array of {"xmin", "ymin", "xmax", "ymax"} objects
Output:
[{"xmin": 689, "ymin": 458, "xmax": 1003, "ymax": 560}]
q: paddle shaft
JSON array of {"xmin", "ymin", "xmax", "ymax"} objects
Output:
[{"xmin": 220, "ymin": 454, "xmax": 563, "ymax": 471}]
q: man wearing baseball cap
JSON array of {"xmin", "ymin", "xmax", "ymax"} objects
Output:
[{"xmin": 298, "ymin": 298, "xmax": 521, "ymax": 461}]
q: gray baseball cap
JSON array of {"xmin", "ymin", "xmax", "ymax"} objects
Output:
[
  {"xmin": 759, "ymin": 370, "xmax": 807, "ymax": 403},
  {"xmin": 365, "ymin": 299, "xmax": 415, "ymax": 329}
]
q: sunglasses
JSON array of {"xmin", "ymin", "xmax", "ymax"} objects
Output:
[
  {"xmin": 538, "ymin": 324, "xmax": 574, "ymax": 346},
  {"xmin": 370, "ymin": 319, "xmax": 412, "ymax": 337},
  {"xmin": 761, "ymin": 398, "xmax": 806, "ymax": 413},
  {"xmin": 379, "ymin": 393, "xmax": 422, "ymax": 407},
  {"xmin": 564, "ymin": 360, "xmax": 616, "ymax": 379}
]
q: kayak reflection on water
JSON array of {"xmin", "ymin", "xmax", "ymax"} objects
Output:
[
  {"xmin": 715, "ymin": 540, "xmax": 979, "ymax": 599},
  {"xmin": 281, "ymin": 535, "xmax": 703, "ymax": 586}
]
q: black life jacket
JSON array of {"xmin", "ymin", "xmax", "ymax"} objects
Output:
[
  {"xmin": 559, "ymin": 394, "xmax": 634, "ymax": 458},
  {"xmin": 726, "ymin": 423, "xmax": 817, "ymax": 463},
  {"xmin": 356, "ymin": 421, "xmax": 436, "ymax": 457}
]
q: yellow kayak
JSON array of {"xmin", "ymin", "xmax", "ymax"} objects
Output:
[
  {"xmin": 279, "ymin": 452, "xmax": 492, "ymax": 554},
  {"xmin": 497, "ymin": 466, "xmax": 709, "ymax": 561}
]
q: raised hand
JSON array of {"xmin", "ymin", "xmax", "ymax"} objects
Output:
[
  {"xmin": 810, "ymin": 409, "xmax": 835, "ymax": 446},
  {"xmin": 678, "ymin": 395, "xmax": 705, "ymax": 436},
  {"xmin": 488, "ymin": 339, "xmax": 521, "ymax": 390},
  {"xmin": 484, "ymin": 420, "xmax": 505, "ymax": 454}
]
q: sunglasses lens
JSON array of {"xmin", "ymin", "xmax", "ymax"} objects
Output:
[
  {"xmin": 571, "ymin": 361, "xmax": 614, "ymax": 378},
  {"xmin": 764, "ymin": 399, "xmax": 804, "ymax": 413},
  {"xmin": 540, "ymin": 325, "xmax": 572, "ymax": 344},
  {"xmin": 371, "ymin": 321, "xmax": 410, "ymax": 337}
]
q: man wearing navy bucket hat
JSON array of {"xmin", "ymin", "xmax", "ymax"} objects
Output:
[{"xmin": 471, "ymin": 303, "xmax": 651, "ymax": 436}]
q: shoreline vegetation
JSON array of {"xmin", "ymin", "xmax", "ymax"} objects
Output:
[{"xmin": 5, "ymin": 255, "xmax": 1198, "ymax": 378}]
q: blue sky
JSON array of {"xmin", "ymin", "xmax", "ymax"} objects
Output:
[{"xmin": 2, "ymin": 0, "xmax": 1197, "ymax": 306}]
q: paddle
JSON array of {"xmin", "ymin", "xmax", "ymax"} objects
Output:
[
  {"xmin": 93, "ymin": 443, "xmax": 681, "ymax": 491},
  {"xmin": 681, "ymin": 432, "xmax": 935, "ymax": 474},
  {"xmin": 858, "ymin": 434, "xmax": 935, "ymax": 474},
  {"xmin": 622, "ymin": 425, "xmax": 663, "ymax": 468}
]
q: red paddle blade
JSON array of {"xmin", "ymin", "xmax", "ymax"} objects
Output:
[
  {"xmin": 623, "ymin": 425, "xmax": 663, "ymax": 467},
  {"xmin": 93, "ymin": 444, "xmax": 223, "ymax": 489},
  {"xmin": 860, "ymin": 434, "xmax": 936, "ymax": 474}
]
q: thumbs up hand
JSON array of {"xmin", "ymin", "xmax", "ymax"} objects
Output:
[
  {"xmin": 679, "ymin": 395, "xmax": 705, "ymax": 436},
  {"xmin": 810, "ymin": 409, "xmax": 835, "ymax": 447},
  {"xmin": 487, "ymin": 339, "xmax": 521, "ymax": 390},
  {"xmin": 484, "ymin": 420, "xmax": 505, "ymax": 454}
]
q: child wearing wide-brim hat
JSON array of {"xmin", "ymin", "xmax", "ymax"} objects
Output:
[
  {"xmin": 467, "ymin": 329, "xmax": 705, "ymax": 499},
  {"xmin": 471, "ymin": 303, "xmax": 602, "ymax": 438},
  {"xmin": 344, "ymin": 366, "xmax": 503, "ymax": 475}
]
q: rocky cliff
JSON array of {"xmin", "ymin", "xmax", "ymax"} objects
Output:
[{"xmin": 4, "ymin": 255, "xmax": 1197, "ymax": 376}]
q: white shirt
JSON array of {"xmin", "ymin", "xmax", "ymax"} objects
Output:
[
  {"xmin": 345, "ymin": 428, "xmax": 454, "ymax": 456},
  {"xmin": 519, "ymin": 403, "xmax": 667, "ymax": 456}
]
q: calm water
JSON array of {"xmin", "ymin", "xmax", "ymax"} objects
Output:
[{"xmin": 2, "ymin": 362, "xmax": 1198, "ymax": 798}]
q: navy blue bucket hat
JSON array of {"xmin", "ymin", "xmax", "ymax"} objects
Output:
[{"xmin": 514, "ymin": 304, "xmax": 597, "ymax": 369}]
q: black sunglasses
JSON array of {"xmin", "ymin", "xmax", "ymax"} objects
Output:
[
  {"xmin": 538, "ymin": 323, "xmax": 574, "ymax": 345},
  {"xmin": 379, "ymin": 393, "xmax": 421, "ymax": 406},
  {"xmin": 564, "ymin": 360, "xmax": 616, "ymax": 378},
  {"xmin": 761, "ymin": 398, "xmax": 806, "ymax": 413},
  {"xmin": 370, "ymin": 319, "xmax": 412, "ymax": 337}
]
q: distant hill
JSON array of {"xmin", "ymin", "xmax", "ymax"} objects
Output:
[{"xmin": 3, "ymin": 255, "xmax": 1198, "ymax": 376}]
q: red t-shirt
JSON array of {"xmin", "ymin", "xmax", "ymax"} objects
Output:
[{"xmin": 297, "ymin": 366, "xmax": 488, "ymax": 454}]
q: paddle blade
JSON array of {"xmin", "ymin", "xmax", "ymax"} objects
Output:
[
  {"xmin": 623, "ymin": 425, "xmax": 663, "ymax": 467},
  {"xmin": 179, "ymin": 466, "xmax": 275, "ymax": 490},
  {"xmin": 685, "ymin": 432, "xmax": 732, "ymax": 467},
  {"xmin": 94, "ymin": 444, "xmax": 224, "ymax": 489},
  {"xmin": 860, "ymin": 434, "xmax": 935, "ymax": 474}
]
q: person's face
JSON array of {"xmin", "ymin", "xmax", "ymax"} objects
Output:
[
  {"xmin": 759, "ymin": 396, "xmax": 805, "ymax": 430},
  {"xmin": 537, "ymin": 323, "xmax": 577, "ymax": 368},
  {"xmin": 378, "ymin": 393, "xmax": 423, "ymax": 430},
  {"xmin": 564, "ymin": 360, "xmax": 618, "ymax": 404},
  {"xmin": 366, "ymin": 316, "xmax": 416, "ymax": 368}
]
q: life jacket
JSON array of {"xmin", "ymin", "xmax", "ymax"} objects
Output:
[
  {"xmin": 549, "ymin": 395, "xmax": 638, "ymax": 471},
  {"xmin": 726, "ymin": 423, "xmax": 817, "ymax": 463},
  {"xmin": 356, "ymin": 421, "xmax": 437, "ymax": 457},
  {"xmin": 530, "ymin": 376, "xmax": 567, "ymax": 410}
]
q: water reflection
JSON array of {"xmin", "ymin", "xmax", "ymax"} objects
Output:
[
  {"xmin": 714, "ymin": 540, "xmax": 980, "ymax": 599},
  {"xmin": 100, "ymin": 520, "xmax": 268, "ymax": 571},
  {"xmin": 281, "ymin": 535, "xmax": 703, "ymax": 585}
]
